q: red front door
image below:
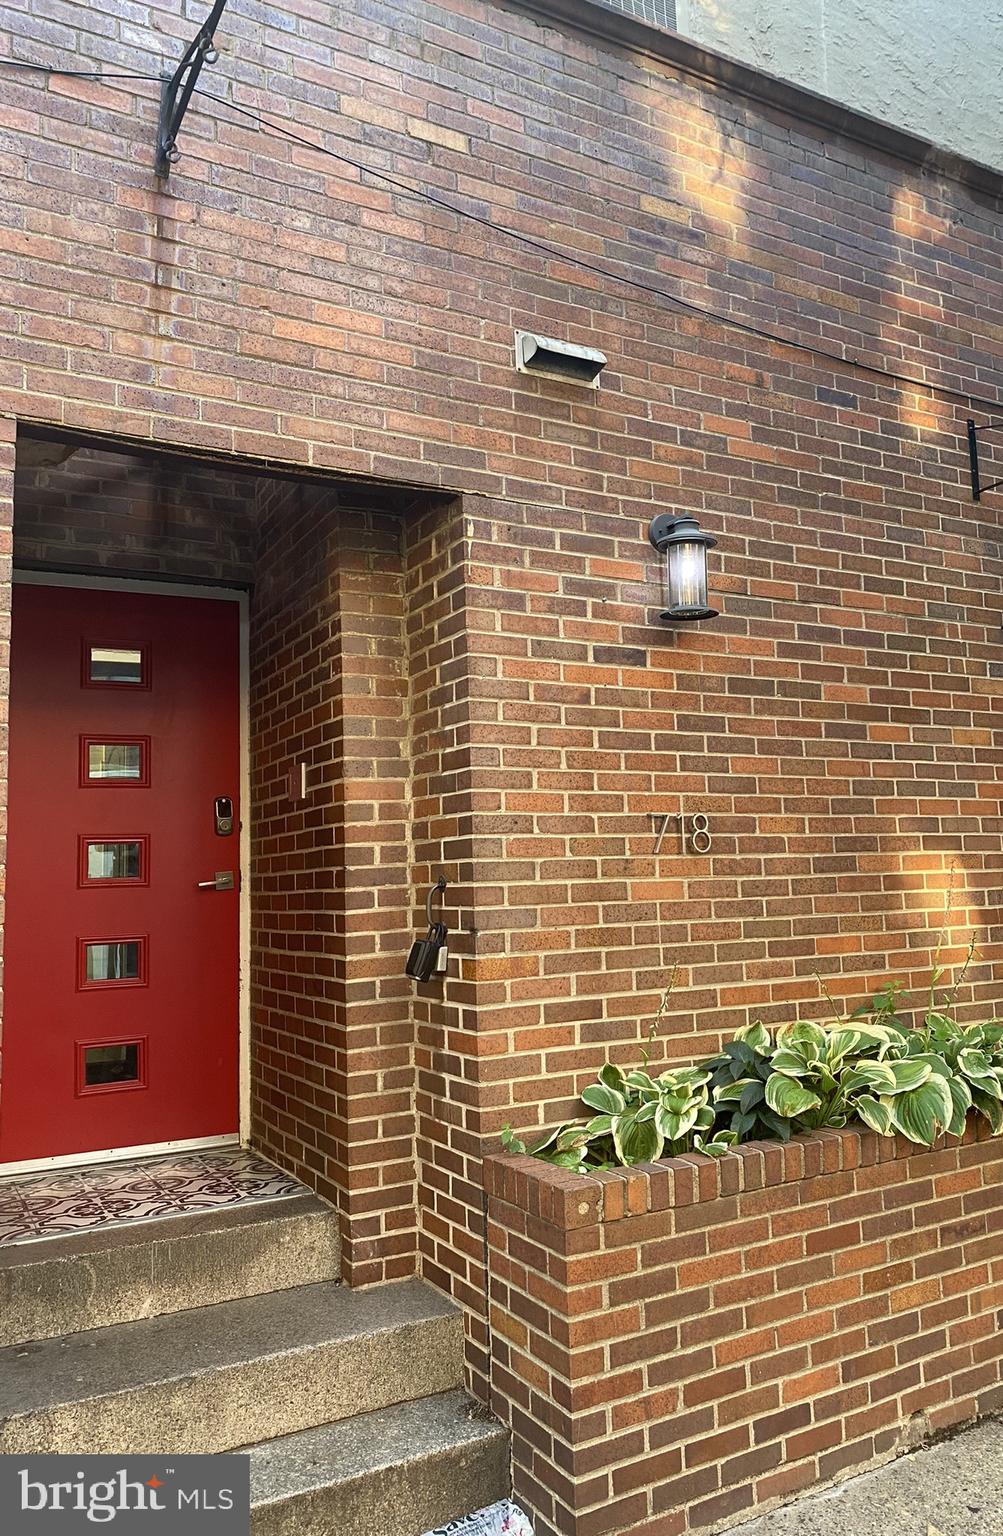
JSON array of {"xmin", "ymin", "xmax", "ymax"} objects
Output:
[{"xmin": 0, "ymin": 582, "xmax": 240, "ymax": 1165}]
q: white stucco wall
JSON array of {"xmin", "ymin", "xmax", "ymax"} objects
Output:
[{"xmin": 674, "ymin": 0, "xmax": 1003, "ymax": 173}]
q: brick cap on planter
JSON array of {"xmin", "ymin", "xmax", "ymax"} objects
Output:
[{"xmin": 484, "ymin": 1116, "xmax": 995, "ymax": 1227}]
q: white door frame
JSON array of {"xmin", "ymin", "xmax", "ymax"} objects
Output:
[{"xmin": 1, "ymin": 569, "xmax": 251, "ymax": 1175}]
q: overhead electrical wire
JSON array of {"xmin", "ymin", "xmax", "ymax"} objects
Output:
[
  {"xmin": 0, "ymin": 59, "xmax": 164, "ymax": 80},
  {"xmin": 191, "ymin": 88, "xmax": 1003, "ymax": 419},
  {"xmin": 2, "ymin": 55, "xmax": 1001, "ymax": 418}
]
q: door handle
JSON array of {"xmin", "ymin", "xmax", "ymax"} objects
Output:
[{"xmin": 197, "ymin": 871, "xmax": 235, "ymax": 891}]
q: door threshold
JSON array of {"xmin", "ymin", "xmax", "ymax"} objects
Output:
[{"xmin": 0, "ymin": 1133, "xmax": 241, "ymax": 1179}]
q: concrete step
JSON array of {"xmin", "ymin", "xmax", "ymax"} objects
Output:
[
  {"xmin": 247, "ymin": 1390, "xmax": 509, "ymax": 1536},
  {"xmin": 0, "ymin": 1277, "xmax": 462, "ymax": 1455},
  {"xmin": 0, "ymin": 1195, "xmax": 341, "ymax": 1347}
]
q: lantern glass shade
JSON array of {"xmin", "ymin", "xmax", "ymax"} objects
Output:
[
  {"xmin": 649, "ymin": 511, "xmax": 719, "ymax": 622},
  {"xmin": 666, "ymin": 539, "xmax": 708, "ymax": 615}
]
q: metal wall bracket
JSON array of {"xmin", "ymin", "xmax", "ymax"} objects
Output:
[
  {"xmin": 966, "ymin": 418, "xmax": 1003, "ymax": 502},
  {"xmin": 156, "ymin": 0, "xmax": 229, "ymax": 177},
  {"xmin": 425, "ymin": 875, "xmax": 448, "ymax": 925}
]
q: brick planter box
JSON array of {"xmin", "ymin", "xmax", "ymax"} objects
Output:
[{"xmin": 484, "ymin": 1122, "xmax": 1003, "ymax": 1536}]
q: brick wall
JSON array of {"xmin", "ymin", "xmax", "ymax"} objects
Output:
[
  {"xmin": 2, "ymin": 0, "xmax": 1003, "ymax": 1421},
  {"xmin": 404, "ymin": 493, "xmax": 504, "ymax": 1364},
  {"xmin": 250, "ymin": 476, "xmax": 423, "ymax": 1284},
  {"xmin": 14, "ymin": 444, "xmax": 258, "ymax": 584},
  {"xmin": 410, "ymin": 478, "xmax": 1003, "ymax": 1400},
  {"xmin": 485, "ymin": 1125, "xmax": 1003, "ymax": 1535},
  {"xmin": 4, "ymin": 0, "xmax": 1001, "ymax": 1087}
]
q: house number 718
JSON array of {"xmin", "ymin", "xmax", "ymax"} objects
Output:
[{"xmin": 653, "ymin": 810, "xmax": 712, "ymax": 856}]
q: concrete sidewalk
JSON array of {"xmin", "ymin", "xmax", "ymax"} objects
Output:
[{"xmin": 725, "ymin": 1418, "xmax": 1003, "ymax": 1536}]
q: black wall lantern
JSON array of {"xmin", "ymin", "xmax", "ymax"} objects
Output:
[{"xmin": 648, "ymin": 513, "xmax": 719, "ymax": 622}]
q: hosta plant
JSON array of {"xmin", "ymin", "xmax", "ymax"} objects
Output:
[
  {"xmin": 706, "ymin": 1019, "xmax": 960, "ymax": 1148},
  {"xmin": 503, "ymin": 945, "xmax": 1003, "ymax": 1172},
  {"xmin": 912, "ymin": 1015, "xmax": 1003, "ymax": 1132},
  {"xmin": 501, "ymin": 1061, "xmax": 737, "ymax": 1172},
  {"xmin": 848, "ymin": 951, "xmax": 1003, "ymax": 1138}
]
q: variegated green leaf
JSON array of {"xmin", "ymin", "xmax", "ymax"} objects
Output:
[
  {"xmin": 529, "ymin": 1125, "xmax": 563, "ymax": 1154},
  {"xmin": 885, "ymin": 1059, "xmax": 932, "ymax": 1094},
  {"xmin": 770, "ymin": 1049, "xmax": 810, "ymax": 1076},
  {"xmin": 765, "ymin": 1073, "xmax": 822, "ymax": 1119},
  {"xmin": 555, "ymin": 1126, "xmax": 591, "ymax": 1153},
  {"xmin": 855, "ymin": 1094, "xmax": 894, "ymax": 1136},
  {"xmin": 910, "ymin": 1052, "xmax": 952, "ymax": 1078},
  {"xmin": 890, "ymin": 1074, "xmax": 954, "ymax": 1146},
  {"xmin": 842, "ymin": 1059, "xmax": 897, "ymax": 1095},
  {"xmin": 786, "ymin": 1022, "xmax": 827, "ymax": 1060},
  {"xmin": 714, "ymin": 1078, "xmax": 754, "ymax": 1103},
  {"xmin": 826, "ymin": 1029, "xmax": 864, "ymax": 1065},
  {"xmin": 581, "ymin": 1082, "xmax": 627, "ymax": 1115},
  {"xmin": 971, "ymin": 1088, "xmax": 1003, "ymax": 1133},
  {"xmin": 738, "ymin": 1022, "xmax": 771, "ymax": 1054},
  {"xmin": 945, "ymin": 1075, "xmax": 972, "ymax": 1138},
  {"xmin": 656, "ymin": 1108, "xmax": 685, "ymax": 1141},
  {"xmin": 958, "ymin": 1047, "xmax": 992, "ymax": 1078},
  {"xmin": 851, "ymin": 1021, "xmax": 907, "ymax": 1051},
  {"xmin": 657, "ymin": 1102, "xmax": 700, "ymax": 1141},
  {"xmin": 612, "ymin": 1109, "xmax": 663, "ymax": 1166}
]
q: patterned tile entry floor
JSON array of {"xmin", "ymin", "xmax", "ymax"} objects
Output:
[{"xmin": 0, "ymin": 1147, "xmax": 308, "ymax": 1247}]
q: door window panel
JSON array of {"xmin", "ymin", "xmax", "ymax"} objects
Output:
[
  {"xmin": 77, "ymin": 1038, "xmax": 147, "ymax": 1095},
  {"xmin": 81, "ymin": 737, "xmax": 150, "ymax": 786},
  {"xmin": 80, "ymin": 838, "xmax": 148, "ymax": 885},
  {"xmin": 86, "ymin": 645, "xmax": 146, "ymax": 686},
  {"xmin": 79, "ymin": 937, "xmax": 146, "ymax": 988}
]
